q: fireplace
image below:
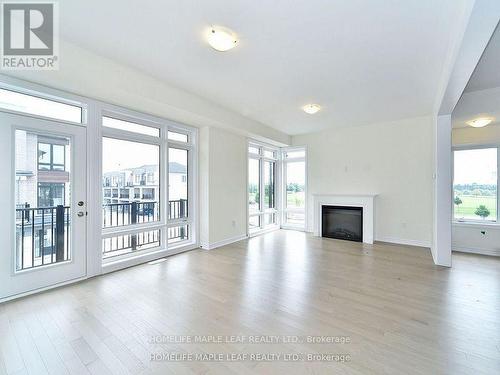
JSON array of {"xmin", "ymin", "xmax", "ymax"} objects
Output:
[{"xmin": 322, "ymin": 205, "xmax": 363, "ymax": 242}]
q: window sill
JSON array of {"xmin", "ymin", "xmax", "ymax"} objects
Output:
[{"xmin": 453, "ymin": 221, "xmax": 499, "ymax": 228}]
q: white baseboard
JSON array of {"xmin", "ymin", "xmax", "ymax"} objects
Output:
[
  {"xmin": 452, "ymin": 245, "xmax": 500, "ymax": 257},
  {"xmin": 200, "ymin": 234, "xmax": 248, "ymax": 250},
  {"xmin": 375, "ymin": 237, "xmax": 431, "ymax": 249}
]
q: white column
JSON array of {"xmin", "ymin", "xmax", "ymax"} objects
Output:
[{"xmin": 433, "ymin": 115, "xmax": 452, "ymax": 267}]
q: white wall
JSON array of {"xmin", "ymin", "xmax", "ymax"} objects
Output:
[
  {"xmin": 4, "ymin": 40, "xmax": 290, "ymax": 146},
  {"xmin": 199, "ymin": 127, "xmax": 248, "ymax": 248},
  {"xmin": 292, "ymin": 116, "xmax": 434, "ymax": 247}
]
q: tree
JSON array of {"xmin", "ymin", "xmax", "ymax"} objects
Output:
[
  {"xmin": 475, "ymin": 205, "xmax": 490, "ymax": 219},
  {"xmin": 454, "ymin": 196, "xmax": 462, "ymax": 206}
]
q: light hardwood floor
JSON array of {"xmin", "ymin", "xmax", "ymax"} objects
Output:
[{"xmin": 0, "ymin": 230, "xmax": 499, "ymax": 374}]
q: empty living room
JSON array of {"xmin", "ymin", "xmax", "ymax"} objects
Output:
[{"xmin": 1, "ymin": 1, "xmax": 500, "ymax": 374}]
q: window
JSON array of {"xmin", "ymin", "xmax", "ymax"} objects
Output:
[
  {"xmin": 248, "ymin": 143, "xmax": 279, "ymax": 234},
  {"xmin": 453, "ymin": 148, "xmax": 497, "ymax": 222},
  {"xmin": 168, "ymin": 130, "xmax": 188, "ymax": 143},
  {"xmin": 101, "ymin": 108, "xmax": 196, "ymax": 260},
  {"xmin": 283, "ymin": 147, "xmax": 306, "ymax": 229},
  {"xmin": 15, "ymin": 130, "xmax": 72, "ymax": 271},
  {"xmin": 38, "ymin": 183, "xmax": 65, "ymax": 207},
  {"xmin": 248, "ymin": 158, "xmax": 260, "ymax": 213},
  {"xmin": 167, "ymin": 134, "xmax": 193, "ymax": 247},
  {"xmin": 102, "ymin": 137, "xmax": 160, "ymax": 229},
  {"xmin": 264, "ymin": 161, "xmax": 275, "ymax": 209},
  {"xmin": 0, "ymin": 88, "xmax": 82, "ymax": 123},
  {"xmin": 38, "ymin": 141, "xmax": 67, "ymax": 171},
  {"xmin": 103, "ymin": 116, "xmax": 160, "ymax": 137},
  {"xmin": 168, "ymin": 148, "xmax": 188, "ymax": 219}
]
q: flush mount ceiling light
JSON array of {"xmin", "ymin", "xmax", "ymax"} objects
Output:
[
  {"xmin": 207, "ymin": 25, "xmax": 238, "ymax": 52},
  {"xmin": 302, "ymin": 104, "xmax": 321, "ymax": 115},
  {"xmin": 466, "ymin": 117, "xmax": 493, "ymax": 128}
]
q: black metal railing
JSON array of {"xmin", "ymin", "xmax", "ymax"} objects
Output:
[
  {"xmin": 103, "ymin": 201, "xmax": 158, "ymax": 228},
  {"xmin": 15, "ymin": 205, "xmax": 70, "ymax": 271},
  {"xmin": 102, "ymin": 199, "xmax": 188, "ymax": 228},
  {"xmin": 167, "ymin": 225, "xmax": 188, "ymax": 244},
  {"xmin": 168, "ymin": 199, "xmax": 188, "ymax": 220},
  {"xmin": 102, "ymin": 230, "xmax": 160, "ymax": 258},
  {"xmin": 102, "ymin": 199, "xmax": 188, "ymax": 258}
]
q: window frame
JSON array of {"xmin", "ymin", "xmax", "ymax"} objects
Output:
[
  {"xmin": 100, "ymin": 105, "xmax": 198, "ymax": 262},
  {"xmin": 37, "ymin": 141, "xmax": 66, "ymax": 171},
  {"xmin": 452, "ymin": 145, "xmax": 500, "ymax": 224},
  {"xmin": 247, "ymin": 141, "xmax": 281, "ymax": 235},
  {"xmin": 0, "ymin": 83, "xmax": 87, "ymax": 126}
]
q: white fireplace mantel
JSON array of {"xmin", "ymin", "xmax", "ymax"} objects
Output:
[{"xmin": 313, "ymin": 194, "xmax": 377, "ymax": 244}]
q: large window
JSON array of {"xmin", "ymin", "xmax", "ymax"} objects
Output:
[
  {"xmin": 101, "ymin": 113, "xmax": 196, "ymax": 260},
  {"xmin": 453, "ymin": 148, "xmax": 498, "ymax": 222},
  {"xmin": 248, "ymin": 143, "xmax": 279, "ymax": 233},
  {"xmin": 283, "ymin": 148, "xmax": 306, "ymax": 229}
]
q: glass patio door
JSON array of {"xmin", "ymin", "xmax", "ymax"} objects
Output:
[{"xmin": 0, "ymin": 112, "xmax": 87, "ymax": 300}]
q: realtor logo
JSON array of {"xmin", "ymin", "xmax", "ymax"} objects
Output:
[{"xmin": 1, "ymin": 1, "xmax": 59, "ymax": 69}]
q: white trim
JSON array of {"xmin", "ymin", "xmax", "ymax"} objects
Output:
[
  {"xmin": 452, "ymin": 221, "xmax": 499, "ymax": 228},
  {"xmin": 200, "ymin": 234, "xmax": 248, "ymax": 250},
  {"xmin": 452, "ymin": 245, "xmax": 500, "ymax": 257},
  {"xmin": 249, "ymin": 225, "xmax": 280, "ymax": 238},
  {"xmin": 102, "ymin": 243, "xmax": 198, "ymax": 274},
  {"xmin": 0, "ymin": 275, "xmax": 88, "ymax": 304},
  {"xmin": 375, "ymin": 237, "xmax": 432, "ymax": 249}
]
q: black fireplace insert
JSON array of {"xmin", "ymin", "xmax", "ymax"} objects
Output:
[{"xmin": 322, "ymin": 205, "xmax": 363, "ymax": 242}]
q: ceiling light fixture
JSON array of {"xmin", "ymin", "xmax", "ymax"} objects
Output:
[
  {"xmin": 466, "ymin": 117, "xmax": 493, "ymax": 128},
  {"xmin": 207, "ymin": 25, "xmax": 238, "ymax": 52},
  {"xmin": 302, "ymin": 104, "xmax": 321, "ymax": 115}
]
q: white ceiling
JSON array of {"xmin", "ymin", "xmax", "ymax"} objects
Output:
[
  {"xmin": 465, "ymin": 23, "xmax": 500, "ymax": 93},
  {"xmin": 60, "ymin": 0, "xmax": 468, "ymax": 135}
]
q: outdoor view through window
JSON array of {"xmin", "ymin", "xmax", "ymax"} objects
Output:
[{"xmin": 453, "ymin": 148, "xmax": 497, "ymax": 221}]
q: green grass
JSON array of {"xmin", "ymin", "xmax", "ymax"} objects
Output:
[
  {"xmin": 454, "ymin": 195, "xmax": 496, "ymax": 220},
  {"xmin": 287, "ymin": 192, "xmax": 304, "ymax": 208}
]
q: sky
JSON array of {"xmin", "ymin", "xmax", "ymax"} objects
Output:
[
  {"xmin": 102, "ymin": 137, "xmax": 187, "ymax": 173},
  {"xmin": 454, "ymin": 148, "xmax": 497, "ymax": 185}
]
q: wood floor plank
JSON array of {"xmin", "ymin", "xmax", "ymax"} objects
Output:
[{"xmin": 1, "ymin": 230, "xmax": 499, "ymax": 374}]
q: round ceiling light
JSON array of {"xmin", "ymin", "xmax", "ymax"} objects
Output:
[
  {"xmin": 302, "ymin": 104, "xmax": 321, "ymax": 115},
  {"xmin": 466, "ymin": 117, "xmax": 493, "ymax": 128},
  {"xmin": 207, "ymin": 25, "xmax": 238, "ymax": 52}
]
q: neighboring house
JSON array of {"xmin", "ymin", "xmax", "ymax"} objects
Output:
[
  {"xmin": 102, "ymin": 162, "xmax": 187, "ymax": 205},
  {"xmin": 15, "ymin": 130, "xmax": 70, "ymax": 209}
]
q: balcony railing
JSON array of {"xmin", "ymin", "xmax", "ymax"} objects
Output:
[
  {"xmin": 102, "ymin": 200, "xmax": 188, "ymax": 258},
  {"xmin": 102, "ymin": 229, "xmax": 160, "ymax": 258},
  {"xmin": 16, "ymin": 200, "xmax": 189, "ymax": 268},
  {"xmin": 15, "ymin": 205, "xmax": 70, "ymax": 271},
  {"xmin": 102, "ymin": 200, "xmax": 188, "ymax": 228}
]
